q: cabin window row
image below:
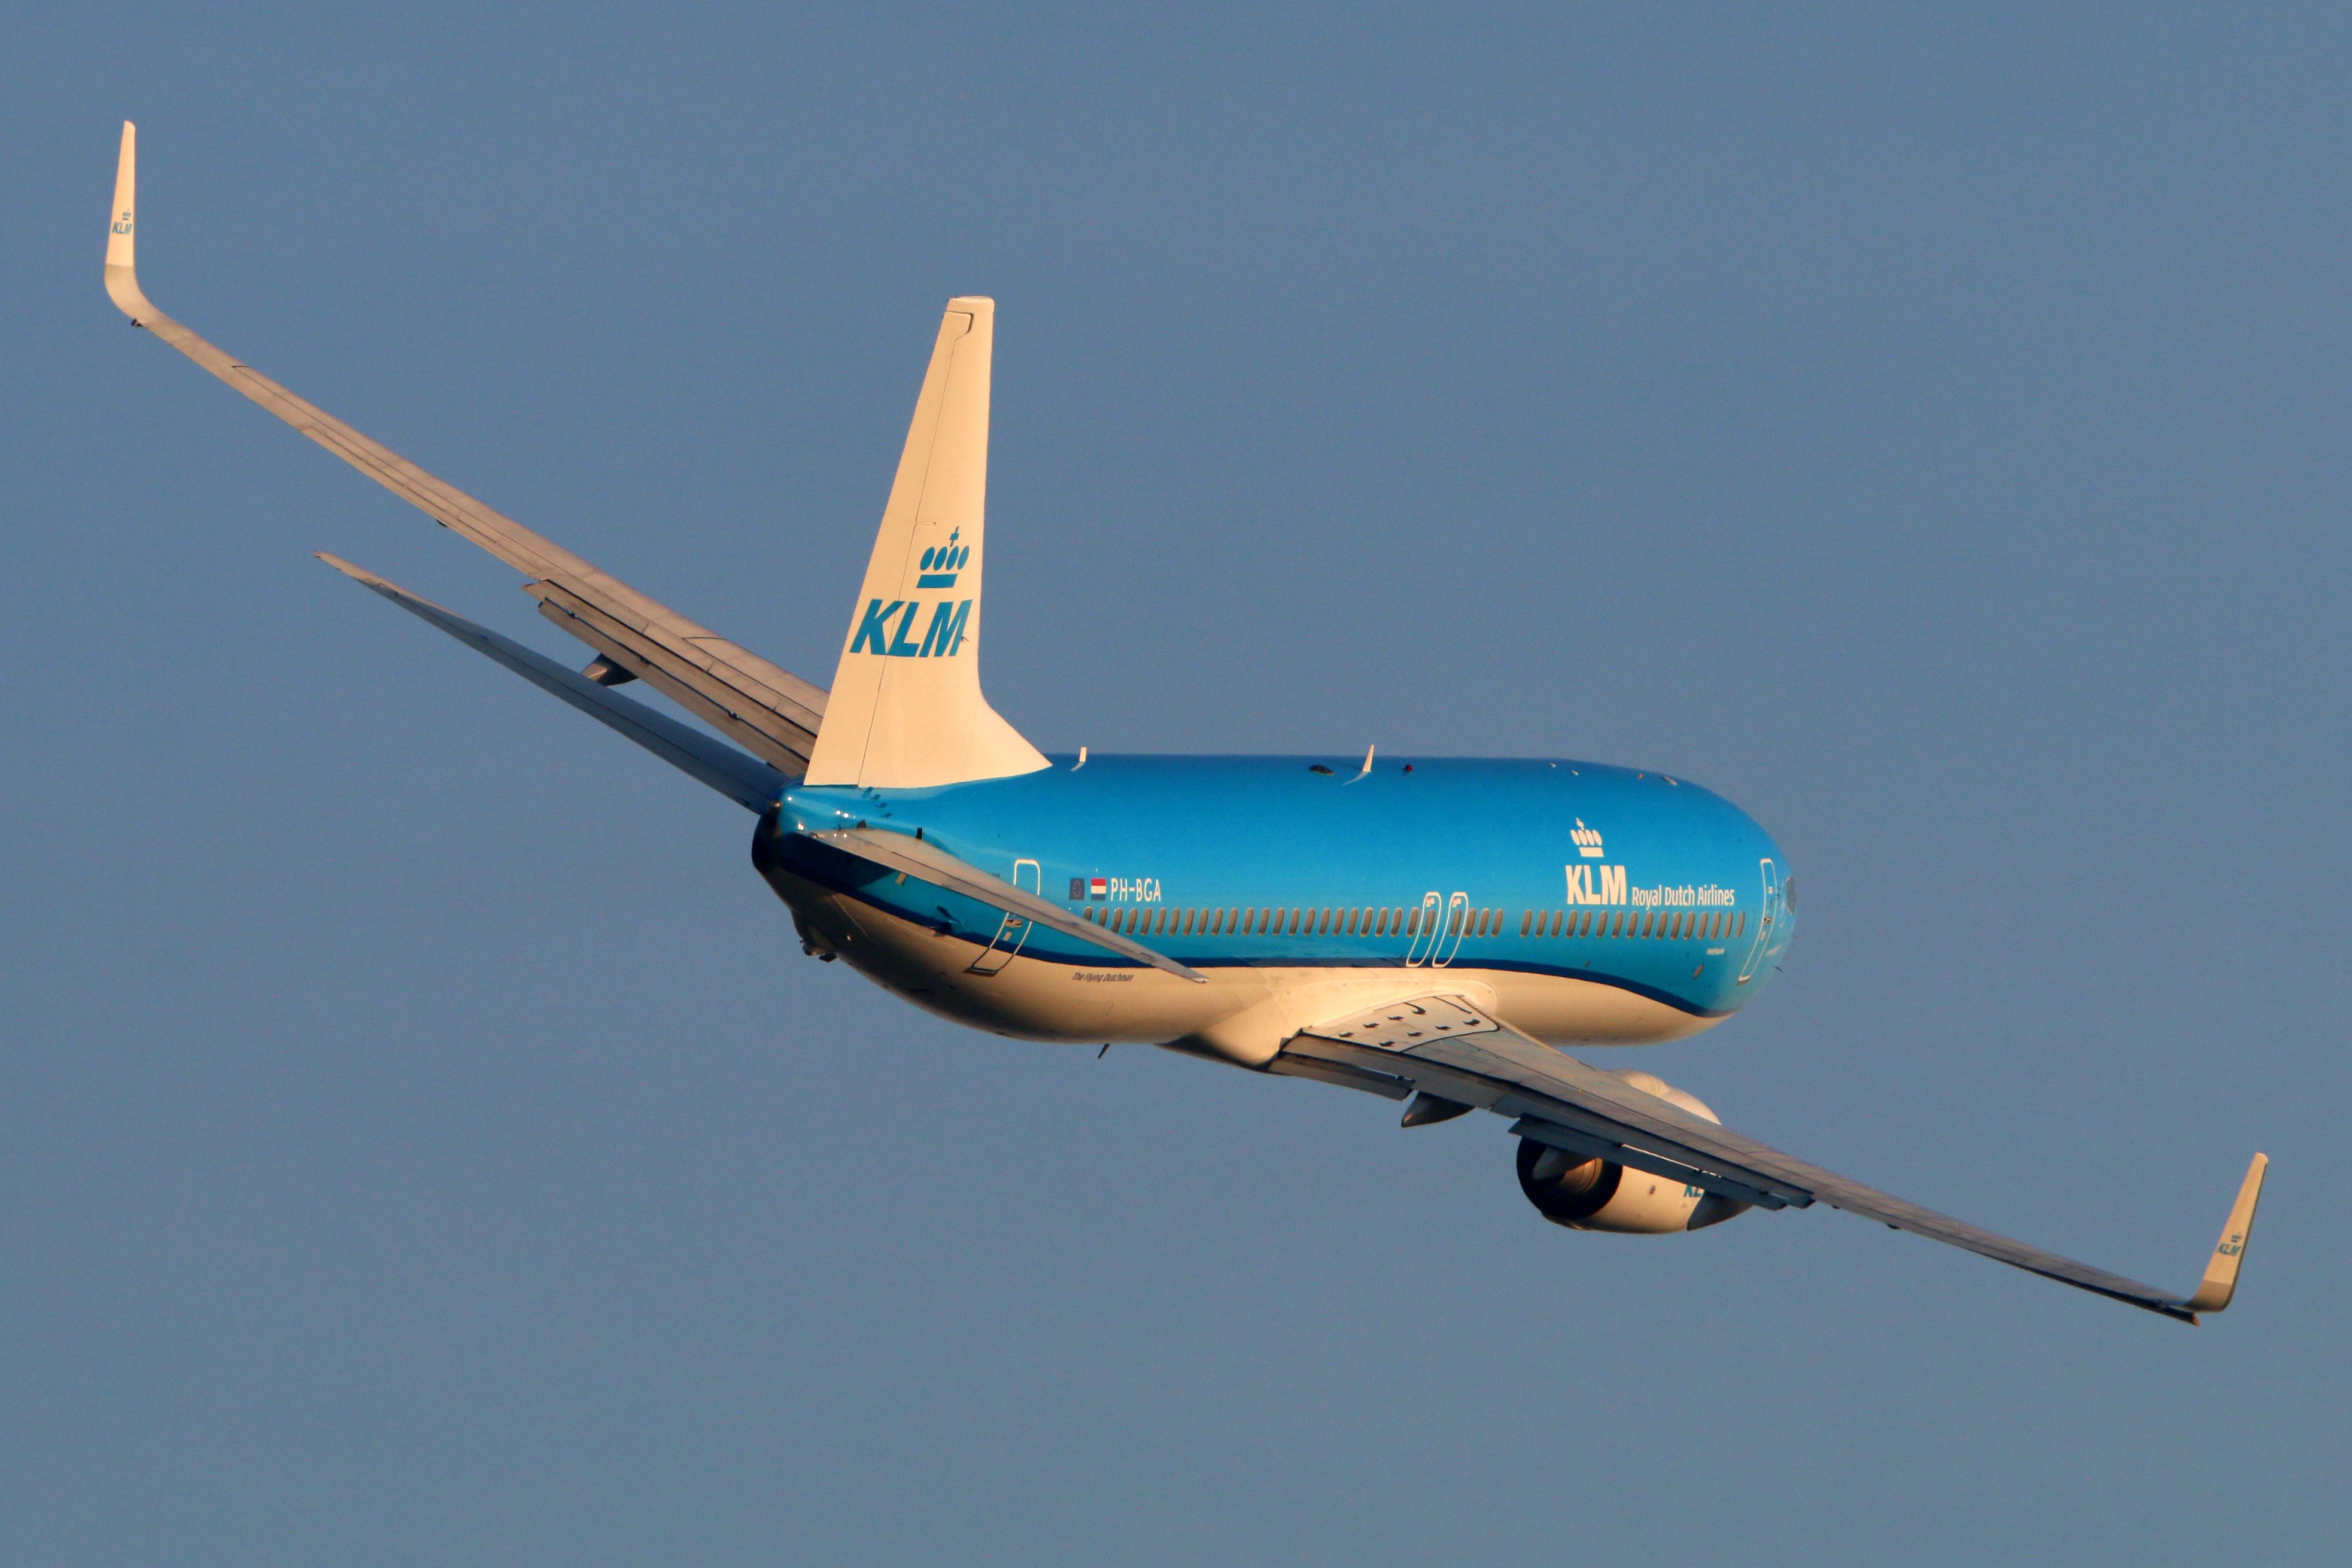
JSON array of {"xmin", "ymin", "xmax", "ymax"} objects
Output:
[
  {"xmin": 1519, "ymin": 908, "xmax": 1746, "ymax": 941},
  {"xmin": 1072, "ymin": 904, "xmax": 1745, "ymax": 941},
  {"xmin": 1078, "ymin": 904, "xmax": 1489, "ymax": 937}
]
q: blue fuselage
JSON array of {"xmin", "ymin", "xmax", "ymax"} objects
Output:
[{"xmin": 760, "ymin": 754, "xmax": 1794, "ymax": 1045}]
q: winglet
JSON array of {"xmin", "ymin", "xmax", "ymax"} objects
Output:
[
  {"xmin": 104, "ymin": 121, "xmax": 157, "ymax": 323},
  {"xmin": 2182, "ymin": 1152, "xmax": 2268, "ymax": 1317}
]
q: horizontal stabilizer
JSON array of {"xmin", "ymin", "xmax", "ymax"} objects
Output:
[
  {"xmin": 318, "ymin": 554, "xmax": 789, "ymax": 812},
  {"xmin": 810, "ymin": 825, "xmax": 1204, "ymax": 982}
]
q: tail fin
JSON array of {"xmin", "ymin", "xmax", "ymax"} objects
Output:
[{"xmin": 803, "ymin": 298, "xmax": 1047, "ymax": 788}]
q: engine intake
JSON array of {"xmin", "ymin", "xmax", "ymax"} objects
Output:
[{"xmin": 1515, "ymin": 1071, "xmax": 1752, "ymax": 1234}]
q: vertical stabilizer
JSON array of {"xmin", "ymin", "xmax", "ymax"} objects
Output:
[{"xmin": 804, "ymin": 298, "xmax": 1048, "ymax": 788}]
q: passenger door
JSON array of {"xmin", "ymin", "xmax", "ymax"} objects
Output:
[
  {"xmin": 967, "ymin": 858, "xmax": 1043, "ymax": 976},
  {"xmin": 1736, "ymin": 858, "xmax": 1780, "ymax": 985}
]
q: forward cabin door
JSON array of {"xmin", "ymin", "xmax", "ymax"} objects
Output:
[
  {"xmin": 1736, "ymin": 858, "xmax": 1780, "ymax": 985},
  {"xmin": 967, "ymin": 858, "xmax": 1043, "ymax": 975}
]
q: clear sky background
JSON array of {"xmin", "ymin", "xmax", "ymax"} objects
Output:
[{"xmin": 5, "ymin": 5, "xmax": 2347, "ymax": 1563}]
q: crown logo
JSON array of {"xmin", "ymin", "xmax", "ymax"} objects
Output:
[
  {"xmin": 1570, "ymin": 818, "xmax": 1605, "ymax": 858},
  {"xmin": 916, "ymin": 527, "xmax": 971, "ymax": 588}
]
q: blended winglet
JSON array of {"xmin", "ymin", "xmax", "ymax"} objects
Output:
[
  {"xmin": 105, "ymin": 121, "xmax": 156, "ymax": 321},
  {"xmin": 2182, "ymin": 1153, "xmax": 2267, "ymax": 1317}
]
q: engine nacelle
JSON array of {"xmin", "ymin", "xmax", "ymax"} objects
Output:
[{"xmin": 1515, "ymin": 1070, "xmax": 1752, "ymax": 1235}]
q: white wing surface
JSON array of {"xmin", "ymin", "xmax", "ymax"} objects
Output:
[
  {"xmin": 103, "ymin": 123, "xmax": 825, "ymax": 774},
  {"xmin": 1277, "ymin": 994, "xmax": 2267, "ymax": 1324}
]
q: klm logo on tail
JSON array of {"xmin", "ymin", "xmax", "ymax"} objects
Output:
[{"xmin": 851, "ymin": 595, "xmax": 973, "ymax": 658}]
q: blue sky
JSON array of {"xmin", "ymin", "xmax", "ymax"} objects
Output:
[{"xmin": 4, "ymin": 5, "xmax": 2346, "ymax": 1562}]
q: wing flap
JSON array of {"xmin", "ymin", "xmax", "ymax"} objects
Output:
[{"xmin": 531, "ymin": 578, "xmax": 820, "ymax": 774}]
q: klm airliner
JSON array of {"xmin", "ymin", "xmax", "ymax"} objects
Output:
[{"xmin": 101, "ymin": 125, "xmax": 2266, "ymax": 1323}]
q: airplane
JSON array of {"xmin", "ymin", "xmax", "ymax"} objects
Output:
[{"xmin": 99, "ymin": 122, "xmax": 2266, "ymax": 1324}]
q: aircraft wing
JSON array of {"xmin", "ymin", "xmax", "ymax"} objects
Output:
[
  {"xmin": 1276, "ymin": 993, "xmax": 2266, "ymax": 1324},
  {"xmin": 317, "ymin": 554, "xmax": 789, "ymax": 812},
  {"xmin": 807, "ymin": 826, "xmax": 1207, "ymax": 983},
  {"xmin": 102, "ymin": 123, "xmax": 825, "ymax": 775}
]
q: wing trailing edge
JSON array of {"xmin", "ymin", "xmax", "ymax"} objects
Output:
[{"xmin": 1281, "ymin": 994, "xmax": 2268, "ymax": 1325}]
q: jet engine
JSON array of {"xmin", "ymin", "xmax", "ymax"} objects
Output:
[{"xmin": 1515, "ymin": 1070, "xmax": 1752, "ymax": 1234}]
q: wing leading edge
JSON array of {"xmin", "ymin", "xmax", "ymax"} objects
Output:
[
  {"xmin": 103, "ymin": 123, "xmax": 825, "ymax": 775},
  {"xmin": 1277, "ymin": 995, "xmax": 2267, "ymax": 1324}
]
